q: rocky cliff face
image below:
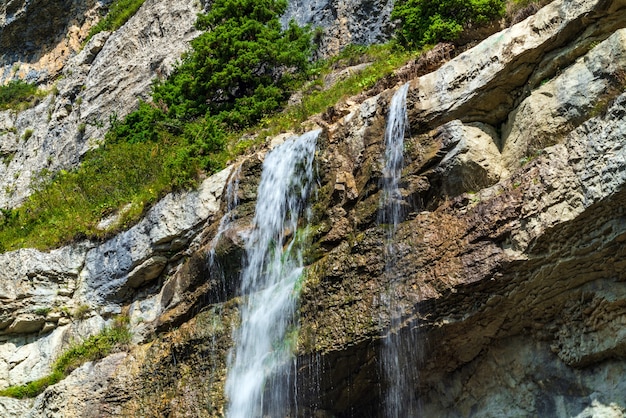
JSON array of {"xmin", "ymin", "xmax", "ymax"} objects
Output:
[
  {"xmin": 0, "ymin": 0, "xmax": 202, "ymax": 209},
  {"xmin": 2, "ymin": 0, "xmax": 626, "ymax": 416}
]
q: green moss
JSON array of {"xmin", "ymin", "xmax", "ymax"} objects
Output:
[{"xmin": 0, "ymin": 371, "xmax": 63, "ymax": 399}]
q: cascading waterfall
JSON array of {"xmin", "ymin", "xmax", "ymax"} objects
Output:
[
  {"xmin": 225, "ymin": 130, "xmax": 320, "ymax": 418},
  {"xmin": 378, "ymin": 83, "xmax": 421, "ymax": 417}
]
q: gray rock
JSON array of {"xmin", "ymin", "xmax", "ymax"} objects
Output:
[
  {"xmin": 436, "ymin": 120, "xmax": 508, "ymax": 197},
  {"xmin": 27, "ymin": 352, "xmax": 128, "ymax": 418},
  {"xmin": 502, "ymin": 29, "xmax": 626, "ymax": 170},
  {"xmin": 0, "ymin": 397, "xmax": 30, "ymax": 417},
  {"xmin": 0, "ymin": 245, "xmax": 89, "ymax": 335},
  {"xmin": 77, "ymin": 165, "xmax": 232, "ymax": 305},
  {"xmin": 406, "ymin": 0, "xmax": 624, "ymax": 129},
  {"xmin": 283, "ymin": 0, "xmax": 395, "ymax": 56}
]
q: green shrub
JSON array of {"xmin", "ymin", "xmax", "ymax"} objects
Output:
[
  {"xmin": 34, "ymin": 307, "xmax": 52, "ymax": 316},
  {"xmin": 392, "ymin": 0, "xmax": 505, "ymax": 47},
  {"xmin": 107, "ymin": 102, "xmax": 166, "ymax": 144},
  {"xmin": 152, "ymin": 0, "xmax": 312, "ymax": 128}
]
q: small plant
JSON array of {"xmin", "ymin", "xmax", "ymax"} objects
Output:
[
  {"xmin": 73, "ymin": 304, "xmax": 91, "ymax": 320},
  {"xmin": 22, "ymin": 129, "xmax": 34, "ymax": 141},
  {"xmin": 34, "ymin": 307, "xmax": 52, "ymax": 316},
  {"xmin": 86, "ymin": 0, "xmax": 148, "ymax": 42}
]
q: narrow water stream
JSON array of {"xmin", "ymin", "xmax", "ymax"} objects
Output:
[
  {"xmin": 225, "ymin": 130, "xmax": 320, "ymax": 418},
  {"xmin": 378, "ymin": 83, "xmax": 421, "ymax": 417}
]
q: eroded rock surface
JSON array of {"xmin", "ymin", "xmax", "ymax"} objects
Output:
[{"xmin": 2, "ymin": 0, "xmax": 626, "ymax": 416}]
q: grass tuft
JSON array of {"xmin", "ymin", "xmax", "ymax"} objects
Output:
[{"xmin": 86, "ymin": 0, "xmax": 147, "ymax": 43}]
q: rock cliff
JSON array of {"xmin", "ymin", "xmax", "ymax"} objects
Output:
[
  {"xmin": 2, "ymin": 0, "xmax": 626, "ymax": 416},
  {"xmin": 0, "ymin": 0, "xmax": 202, "ymax": 208}
]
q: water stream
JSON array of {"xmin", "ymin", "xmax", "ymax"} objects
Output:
[
  {"xmin": 378, "ymin": 83, "xmax": 420, "ymax": 417},
  {"xmin": 225, "ymin": 130, "xmax": 320, "ymax": 418}
]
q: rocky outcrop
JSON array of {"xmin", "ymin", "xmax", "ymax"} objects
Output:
[
  {"xmin": 283, "ymin": 0, "xmax": 395, "ymax": 57},
  {"xmin": 0, "ymin": 0, "xmax": 106, "ymax": 84},
  {"xmin": 3, "ymin": 0, "xmax": 626, "ymax": 416},
  {"xmin": 0, "ymin": 167, "xmax": 230, "ymax": 390},
  {"xmin": 0, "ymin": 0, "xmax": 202, "ymax": 209}
]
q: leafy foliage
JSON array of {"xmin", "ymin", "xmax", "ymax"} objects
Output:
[
  {"xmin": 0, "ymin": 317, "xmax": 130, "ymax": 399},
  {"xmin": 392, "ymin": 0, "xmax": 505, "ymax": 47},
  {"xmin": 86, "ymin": 0, "xmax": 147, "ymax": 42},
  {"xmin": 0, "ymin": 80, "xmax": 41, "ymax": 111},
  {"xmin": 0, "ymin": 139, "xmax": 174, "ymax": 251},
  {"xmin": 153, "ymin": 0, "xmax": 312, "ymax": 128}
]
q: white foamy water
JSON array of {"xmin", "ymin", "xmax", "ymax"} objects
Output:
[{"xmin": 225, "ymin": 130, "xmax": 320, "ymax": 418}]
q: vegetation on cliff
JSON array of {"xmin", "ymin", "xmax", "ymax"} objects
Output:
[
  {"xmin": 0, "ymin": 0, "xmax": 541, "ymax": 253},
  {"xmin": 392, "ymin": 0, "xmax": 505, "ymax": 46},
  {"xmin": 86, "ymin": 0, "xmax": 148, "ymax": 42},
  {"xmin": 0, "ymin": 80, "xmax": 45, "ymax": 111},
  {"xmin": 0, "ymin": 317, "xmax": 130, "ymax": 399}
]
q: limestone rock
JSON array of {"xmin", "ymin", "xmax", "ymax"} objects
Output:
[
  {"xmin": 283, "ymin": 0, "xmax": 394, "ymax": 57},
  {"xmin": 77, "ymin": 165, "xmax": 232, "ymax": 305},
  {"xmin": 406, "ymin": 0, "xmax": 626, "ymax": 129},
  {"xmin": 0, "ymin": 317, "xmax": 106, "ymax": 389},
  {"xmin": 27, "ymin": 352, "xmax": 128, "ymax": 418},
  {"xmin": 0, "ymin": 245, "xmax": 88, "ymax": 335},
  {"xmin": 436, "ymin": 120, "xmax": 508, "ymax": 197},
  {"xmin": 502, "ymin": 29, "xmax": 626, "ymax": 170},
  {"xmin": 0, "ymin": 0, "xmax": 105, "ymax": 84},
  {"xmin": 0, "ymin": 397, "xmax": 30, "ymax": 417},
  {"xmin": 3, "ymin": 0, "xmax": 626, "ymax": 416}
]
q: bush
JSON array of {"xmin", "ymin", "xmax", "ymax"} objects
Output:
[
  {"xmin": 152, "ymin": 0, "xmax": 312, "ymax": 128},
  {"xmin": 392, "ymin": 0, "xmax": 505, "ymax": 47},
  {"xmin": 108, "ymin": 102, "xmax": 166, "ymax": 144}
]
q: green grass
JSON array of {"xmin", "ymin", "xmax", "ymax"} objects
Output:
[
  {"xmin": 86, "ymin": 0, "xmax": 147, "ymax": 42},
  {"xmin": 247, "ymin": 43, "xmax": 414, "ymax": 143},
  {"xmin": 0, "ymin": 317, "xmax": 131, "ymax": 399},
  {"xmin": 0, "ymin": 80, "xmax": 46, "ymax": 111},
  {"xmin": 0, "ymin": 132, "xmax": 227, "ymax": 251},
  {"xmin": 0, "ymin": 43, "xmax": 412, "ymax": 253}
]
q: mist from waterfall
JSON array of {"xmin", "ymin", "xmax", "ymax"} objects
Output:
[
  {"xmin": 378, "ymin": 83, "xmax": 421, "ymax": 417},
  {"xmin": 225, "ymin": 130, "xmax": 320, "ymax": 418}
]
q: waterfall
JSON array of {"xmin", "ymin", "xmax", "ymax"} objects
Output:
[
  {"xmin": 225, "ymin": 129, "xmax": 320, "ymax": 418},
  {"xmin": 378, "ymin": 83, "xmax": 420, "ymax": 417}
]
